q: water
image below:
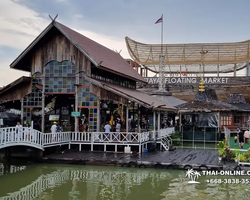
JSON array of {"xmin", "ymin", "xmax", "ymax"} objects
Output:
[{"xmin": 0, "ymin": 161, "xmax": 250, "ymax": 200}]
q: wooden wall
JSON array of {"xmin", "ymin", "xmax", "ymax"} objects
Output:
[{"xmin": 30, "ymin": 28, "xmax": 91, "ymax": 75}]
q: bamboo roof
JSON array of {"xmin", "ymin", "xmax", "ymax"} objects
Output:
[{"xmin": 125, "ymin": 37, "xmax": 250, "ymax": 73}]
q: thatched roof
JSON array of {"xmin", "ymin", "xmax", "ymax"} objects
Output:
[
  {"xmin": 226, "ymin": 93, "xmax": 250, "ymax": 111},
  {"xmin": 176, "ymin": 89, "xmax": 238, "ymax": 112}
]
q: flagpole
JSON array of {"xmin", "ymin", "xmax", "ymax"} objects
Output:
[{"xmin": 161, "ymin": 14, "xmax": 163, "ymax": 55}]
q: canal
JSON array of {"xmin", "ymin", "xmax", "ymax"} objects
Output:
[{"xmin": 0, "ymin": 161, "xmax": 249, "ymax": 200}]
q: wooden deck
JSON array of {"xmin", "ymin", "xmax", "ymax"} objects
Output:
[{"xmin": 42, "ymin": 149, "xmax": 222, "ymax": 170}]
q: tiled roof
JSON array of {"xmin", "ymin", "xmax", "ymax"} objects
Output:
[{"xmin": 55, "ymin": 22, "xmax": 146, "ymax": 83}]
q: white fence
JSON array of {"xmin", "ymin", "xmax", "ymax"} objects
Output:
[{"xmin": 0, "ymin": 127, "xmax": 175, "ymax": 150}]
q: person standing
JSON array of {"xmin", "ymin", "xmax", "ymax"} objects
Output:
[
  {"xmin": 115, "ymin": 122, "xmax": 121, "ymax": 140},
  {"xmin": 244, "ymin": 129, "xmax": 250, "ymax": 144},
  {"xmin": 238, "ymin": 128, "xmax": 244, "ymax": 149},
  {"xmin": 24, "ymin": 123, "xmax": 31, "ymax": 141},
  {"xmin": 104, "ymin": 122, "xmax": 111, "ymax": 140},
  {"xmin": 15, "ymin": 122, "xmax": 23, "ymax": 141},
  {"xmin": 51, "ymin": 122, "xmax": 57, "ymax": 141}
]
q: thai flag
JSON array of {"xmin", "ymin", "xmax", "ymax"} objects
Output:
[{"xmin": 155, "ymin": 15, "xmax": 163, "ymax": 24}]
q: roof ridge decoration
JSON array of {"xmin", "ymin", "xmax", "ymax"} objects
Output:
[{"xmin": 195, "ymin": 74, "xmax": 208, "ymax": 101}]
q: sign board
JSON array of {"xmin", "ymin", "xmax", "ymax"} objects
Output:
[
  {"xmin": 145, "ymin": 77, "xmax": 230, "ymax": 85},
  {"xmin": 71, "ymin": 111, "xmax": 81, "ymax": 117},
  {"xmin": 49, "ymin": 115, "xmax": 60, "ymax": 121}
]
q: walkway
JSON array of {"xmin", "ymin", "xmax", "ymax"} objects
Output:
[
  {"xmin": 0, "ymin": 127, "xmax": 175, "ymax": 153},
  {"xmin": 42, "ymin": 149, "xmax": 220, "ymax": 170}
]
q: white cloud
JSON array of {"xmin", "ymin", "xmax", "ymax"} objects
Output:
[
  {"xmin": 76, "ymin": 29, "xmax": 130, "ymax": 58},
  {"xmin": 0, "ymin": 0, "xmax": 132, "ymax": 86},
  {"xmin": 0, "ymin": 1, "xmax": 49, "ymax": 50}
]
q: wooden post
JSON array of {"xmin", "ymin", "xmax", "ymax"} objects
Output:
[
  {"xmin": 20, "ymin": 98, "xmax": 24, "ymax": 125},
  {"xmin": 153, "ymin": 110, "xmax": 156, "ymax": 135},
  {"xmin": 157, "ymin": 111, "xmax": 160, "ymax": 132},
  {"xmin": 75, "ymin": 74, "xmax": 79, "ymax": 132},
  {"xmin": 97, "ymin": 98, "xmax": 100, "ymax": 132},
  {"xmin": 138, "ymin": 105, "xmax": 141, "ymax": 133},
  {"xmin": 179, "ymin": 113, "xmax": 182, "ymax": 132},
  {"xmin": 41, "ymin": 71, "xmax": 45, "ymax": 133},
  {"xmin": 126, "ymin": 105, "xmax": 129, "ymax": 132}
]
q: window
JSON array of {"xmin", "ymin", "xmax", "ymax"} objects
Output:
[{"xmin": 221, "ymin": 115, "xmax": 232, "ymax": 126}]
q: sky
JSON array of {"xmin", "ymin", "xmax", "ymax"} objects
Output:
[{"xmin": 1, "ymin": 0, "xmax": 250, "ymax": 86}]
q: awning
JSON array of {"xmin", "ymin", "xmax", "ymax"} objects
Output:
[{"xmin": 85, "ymin": 77, "xmax": 176, "ymax": 111}]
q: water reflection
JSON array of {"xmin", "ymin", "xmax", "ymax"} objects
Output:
[
  {"xmin": 0, "ymin": 163, "xmax": 26, "ymax": 177},
  {"xmin": 0, "ymin": 164, "xmax": 250, "ymax": 200}
]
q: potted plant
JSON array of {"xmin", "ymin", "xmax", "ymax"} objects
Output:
[
  {"xmin": 217, "ymin": 141, "xmax": 225, "ymax": 161},
  {"xmin": 218, "ymin": 149, "xmax": 225, "ymax": 161},
  {"xmin": 233, "ymin": 149, "xmax": 240, "ymax": 163}
]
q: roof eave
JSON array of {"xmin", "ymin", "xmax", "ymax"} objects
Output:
[
  {"xmin": 10, "ymin": 22, "xmax": 54, "ymax": 70},
  {"xmin": 98, "ymin": 65, "xmax": 147, "ymax": 83},
  {"xmin": 0, "ymin": 76, "xmax": 31, "ymax": 94}
]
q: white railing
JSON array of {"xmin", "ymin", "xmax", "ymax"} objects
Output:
[
  {"xmin": 43, "ymin": 132, "xmax": 71, "ymax": 147},
  {"xmin": 0, "ymin": 127, "xmax": 175, "ymax": 150},
  {"xmin": 0, "ymin": 127, "xmax": 44, "ymax": 150},
  {"xmin": 157, "ymin": 127, "xmax": 175, "ymax": 139}
]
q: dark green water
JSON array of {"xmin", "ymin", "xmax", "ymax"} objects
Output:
[{"xmin": 0, "ymin": 161, "xmax": 250, "ymax": 200}]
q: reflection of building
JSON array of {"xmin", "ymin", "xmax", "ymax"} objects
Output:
[
  {"xmin": 1, "ymin": 168, "xmax": 172, "ymax": 200},
  {"xmin": 0, "ymin": 163, "xmax": 4, "ymax": 176},
  {"xmin": 10, "ymin": 165, "xmax": 26, "ymax": 174},
  {"xmin": 0, "ymin": 20, "xmax": 175, "ymax": 134}
]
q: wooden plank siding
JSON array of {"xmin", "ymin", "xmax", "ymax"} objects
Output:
[{"xmin": 30, "ymin": 27, "xmax": 91, "ymax": 76}]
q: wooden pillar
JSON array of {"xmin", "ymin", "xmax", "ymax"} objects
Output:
[
  {"xmin": 138, "ymin": 105, "xmax": 141, "ymax": 133},
  {"xmin": 153, "ymin": 110, "xmax": 156, "ymax": 132},
  {"xmin": 179, "ymin": 113, "xmax": 182, "ymax": 131},
  {"xmin": 97, "ymin": 98, "xmax": 100, "ymax": 132},
  {"xmin": 20, "ymin": 98, "xmax": 24, "ymax": 125},
  {"xmin": 41, "ymin": 72, "xmax": 45, "ymax": 133},
  {"xmin": 157, "ymin": 111, "xmax": 160, "ymax": 132},
  {"xmin": 75, "ymin": 74, "xmax": 79, "ymax": 132},
  {"xmin": 126, "ymin": 105, "xmax": 129, "ymax": 132}
]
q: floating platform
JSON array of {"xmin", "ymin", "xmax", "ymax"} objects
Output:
[{"xmin": 42, "ymin": 149, "xmax": 224, "ymax": 171}]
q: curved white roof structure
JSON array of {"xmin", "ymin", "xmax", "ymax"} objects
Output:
[{"xmin": 125, "ymin": 37, "xmax": 250, "ymax": 73}]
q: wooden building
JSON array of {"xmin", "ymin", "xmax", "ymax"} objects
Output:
[
  {"xmin": 175, "ymin": 77, "xmax": 239, "ymax": 137},
  {"xmin": 0, "ymin": 20, "xmax": 176, "ymax": 133},
  {"xmin": 224, "ymin": 93, "xmax": 250, "ymax": 130}
]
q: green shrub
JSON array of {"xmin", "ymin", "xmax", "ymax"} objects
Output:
[{"xmin": 171, "ymin": 132, "xmax": 182, "ymax": 146}]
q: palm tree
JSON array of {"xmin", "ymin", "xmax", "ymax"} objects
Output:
[
  {"xmin": 185, "ymin": 169, "xmax": 195, "ymax": 181},
  {"xmin": 193, "ymin": 171, "xmax": 201, "ymax": 181}
]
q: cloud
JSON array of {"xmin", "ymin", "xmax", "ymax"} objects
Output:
[
  {"xmin": 76, "ymin": 29, "xmax": 130, "ymax": 58},
  {"xmin": 0, "ymin": 1, "xmax": 49, "ymax": 50},
  {"xmin": 0, "ymin": 0, "xmax": 133, "ymax": 86}
]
